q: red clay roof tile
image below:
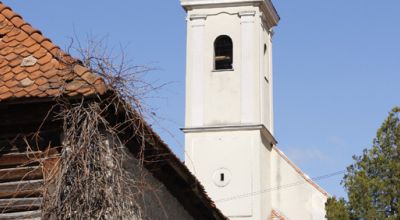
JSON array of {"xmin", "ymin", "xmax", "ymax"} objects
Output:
[
  {"xmin": 0, "ymin": 2, "xmax": 107, "ymax": 102},
  {"xmin": 28, "ymin": 89, "xmax": 41, "ymax": 96},
  {"xmin": 72, "ymin": 64, "xmax": 88, "ymax": 76},
  {"xmin": 0, "ymin": 24, "xmax": 13, "ymax": 35},
  {"xmin": 15, "ymin": 72, "xmax": 28, "ymax": 80},
  {"xmin": 81, "ymin": 72, "xmax": 98, "ymax": 84},
  {"xmin": 11, "ymin": 65, "xmax": 23, "ymax": 74},
  {"xmin": 41, "ymin": 40, "xmax": 54, "ymax": 51},
  {"xmin": 29, "ymin": 70, "xmax": 42, "ymax": 80},
  {"xmin": 0, "ymin": 21, "xmax": 7, "ymax": 29},
  {"xmin": 7, "ymin": 39, "xmax": 19, "ymax": 47},
  {"xmin": 0, "ymin": 46, "xmax": 13, "ymax": 55},
  {"xmin": 32, "ymin": 47, "xmax": 46, "ymax": 59},
  {"xmin": 5, "ymin": 80, "xmax": 17, "ymax": 87},
  {"xmin": 10, "ymin": 85, "xmax": 23, "ymax": 93},
  {"xmin": 49, "ymin": 47, "xmax": 61, "ymax": 56},
  {"xmin": 8, "ymin": 57, "xmax": 21, "ymax": 67},
  {"xmin": 0, "ymin": 65, "xmax": 11, "ymax": 73},
  {"xmin": 20, "ymin": 51, "xmax": 30, "ymax": 57},
  {"xmin": 15, "ymin": 31, "xmax": 28, "ymax": 41},
  {"xmin": 39, "ymin": 61, "xmax": 53, "ymax": 73},
  {"xmin": 27, "ymin": 43, "xmax": 40, "ymax": 53},
  {"xmin": 2, "ymin": 71, "xmax": 12, "ymax": 81},
  {"xmin": 14, "ymin": 44, "xmax": 26, "ymax": 54},
  {"xmin": 21, "ymin": 37, "xmax": 35, "ymax": 47},
  {"xmin": 1, "ymin": 8, "xmax": 15, "ymax": 20},
  {"xmin": 14, "ymin": 89, "xmax": 27, "ymax": 97},
  {"xmin": 7, "ymin": 27, "xmax": 20, "ymax": 37},
  {"xmin": 37, "ymin": 91, "xmax": 47, "ymax": 97},
  {"xmin": 37, "ymin": 53, "xmax": 52, "ymax": 65},
  {"xmin": 65, "ymin": 80, "xmax": 85, "ymax": 91},
  {"xmin": 4, "ymin": 52, "xmax": 17, "ymax": 61},
  {"xmin": 20, "ymin": 23, "xmax": 37, "ymax": 35},
  {"xmin": 0, "ymin": 91, "xmax": 12, "ymax": 99},
  {"xmin": 0, "ymin": 85, "xmax": 8, "ymax": 93},
  {"xmin": 35, "ymin": 77, "xmax": 47, "ymax": 86},
  {"xmin": 10, "ymin": 16, "xmax": 23, "ymax": 28},
  {"xmin": 45, "ymin": 88, "xmax": 59, "ymax": 96},
  {"xmin": 2, "ymin": 35, "xmax": 15, "ymax": 43},
  {"xmin": 30, "ymin": 32, "xmax": 43, "ymax": 43},
  {"xmin": 25, "ymin": 64, "xmax": 39, "ymax": 73}
]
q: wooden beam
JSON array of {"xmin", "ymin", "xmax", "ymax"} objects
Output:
[
  {"xmin": 0, "ymin": 148, "xmax": 59, "ymax": 168},
  {"xmin": 0, "ymin": 167, "xmax": 43, "ymax": 183},
  {"xmin": 0, "ymin": 210, "xmax": 41, "ymax": 219},
  {"xmin": 0, "ymin": 197, "xmax": 41, "ymax": 213},
  {"xmin": 0, "ymin": 179, "xmax": 43, "ymax": 198}
]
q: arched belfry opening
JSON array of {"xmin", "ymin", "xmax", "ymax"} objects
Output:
[{"xmin": 214, "ymin": 35, "xmax": 233, "ymax": 70}]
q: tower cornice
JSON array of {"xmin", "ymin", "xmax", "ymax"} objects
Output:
[
  {"xmin": 180, "ymin": 0, "xmax": 280, "ymax": 27},
  {"xmin": 181, "ymin": 124, "xmax": 277, "ymax": 146}
]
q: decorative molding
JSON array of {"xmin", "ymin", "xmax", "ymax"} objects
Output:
[
  {"xmin": 181, "ymin": 0, "xmax": 280, "ymax": 27},
  {"xmin": 190, "ymin": 14, "xmax": 207, "ymax": 27},
  {"xmin": 238, "ymin": 11, "xmax": 256, "ymax": 17},
  {"xmin": 181, "ymin": 124, "xmax": 277, "ymax": 145},
  {"xmin": 190, "ymin": 14, "xmax": 208, "ymax": 20},
  {"xmin": 239, "ymin": 11, "xmax": 256, "ymax": 24}
]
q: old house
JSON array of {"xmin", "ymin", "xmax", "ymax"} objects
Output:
[{"xmin": 0, "ymin": 2, "xmax": 226, "ymax": 219}]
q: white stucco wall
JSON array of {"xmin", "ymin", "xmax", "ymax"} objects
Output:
[
  {"xmin": 270, "ymin": 147, "xmax": 328, "ymax": 220},
  {"xmin": 182, "ymin": 1, "xmax": 327, "ymax": 220},
  {"xmin": 123, "ymin": 153, "xmax": 194, "ymax": 220},
  {"xmin": 185, "ymin": 128, "xmax": 274, "ymax": 220},
  {"xmin": 184, "ymin": 5, "xmax": 274, "ymax": 130},
  {"xmin": 185, "ymin": 129, "xmax": 328, "ymax": 220}
]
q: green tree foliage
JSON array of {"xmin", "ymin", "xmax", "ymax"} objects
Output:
[
  {"xmin": 326, "ymin": 107, "xmax": 400, "ymax": 220},
  {"xmin": 325, "ymin": 197, "xmax": 350, "ymax": 220}
]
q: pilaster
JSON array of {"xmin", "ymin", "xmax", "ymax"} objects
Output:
[
  {"xmin": 239, "ymin": 11, "xmax": 256, "ymax": 123},
  {"xmin": 189, "ymin": 14, "xmax": 207, "ymax": 127}
]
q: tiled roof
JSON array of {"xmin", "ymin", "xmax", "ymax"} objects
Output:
[
  {"xmin": 269, "ymin": 210, "xmax": 286, "ymax": 220},
  {"xmin": 0, "ymin": 3, "xmax": 107, "ymax": 101}
]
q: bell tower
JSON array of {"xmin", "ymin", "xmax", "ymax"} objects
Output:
[{"xmin": 181, "ymin": 0, "xmax": 280, "ymax": 219}]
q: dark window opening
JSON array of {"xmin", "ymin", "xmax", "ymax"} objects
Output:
[
  {"xmin": 264, "ymin": 44, "xmax": 267, "ymax": 55},
  {"xmin": 220, "ymin": 173, "xmax": 225, "ymax": 182},
  {"xmin": 214, "ymin": 35, "xmax": 233, "ymax": 70}
]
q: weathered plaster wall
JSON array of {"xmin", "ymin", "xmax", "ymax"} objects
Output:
[
  {"xmin": 270, "ymin": 147, "xmax": 328, "ymax": 220},
  {"xmin": 123, "ymin": 153, "xmax": 194, "ymax": 220},
  {"xmin": 184, "ymin": 5, "xmax": 274, "ymax": 130}
]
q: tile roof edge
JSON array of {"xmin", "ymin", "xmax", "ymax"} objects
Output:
[{"xmin": 270, "ymin": 209, "xmax": 287, "ymax": 220}]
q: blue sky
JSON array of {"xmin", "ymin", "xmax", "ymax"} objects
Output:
[{"xmin": 5, "ymin": 1, "xmax": 399, "ymax": 198}]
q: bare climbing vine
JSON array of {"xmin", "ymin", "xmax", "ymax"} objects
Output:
[{"xmin": 38, "ymin": 37, "xmax": 165, "ymax": 219}]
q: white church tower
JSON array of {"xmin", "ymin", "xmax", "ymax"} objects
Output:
[{"xmin": 180, "ymin": 0, "xmax": 328, "ymax": 219}]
